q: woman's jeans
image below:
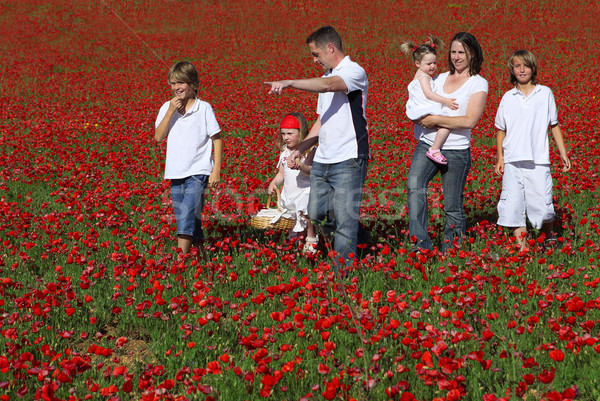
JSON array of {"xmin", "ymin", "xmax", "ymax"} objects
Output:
[
  {"xmin": 407, "ymin": 141, "xmax": 471, "ymax": 251},
  {"xmin": 308, "ymin": 158, "xmax": 368, "ymax": 264}
]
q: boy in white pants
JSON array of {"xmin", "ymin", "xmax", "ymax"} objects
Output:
[{"xmin": 494, "ymin": 50, "xmax": 571, "ymax": 250}]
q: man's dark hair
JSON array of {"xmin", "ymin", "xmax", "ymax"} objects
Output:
[{"xmin": 306, "ymin": 26, "xmax": 343, "ymax": 52}]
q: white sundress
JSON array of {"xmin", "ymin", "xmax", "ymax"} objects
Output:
[{"xmin": 278, "ymin": 147, "xmax": 311, "ymax": 232}]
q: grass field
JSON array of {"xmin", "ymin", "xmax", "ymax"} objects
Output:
[{"xmin": 1, "ymin": 0, "xmax": 600, "ymax": 400}]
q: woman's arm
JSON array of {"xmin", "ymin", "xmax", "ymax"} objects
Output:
[{"xmin": 420, "ymin": 91, "xmax": 487, "ymax": 130}]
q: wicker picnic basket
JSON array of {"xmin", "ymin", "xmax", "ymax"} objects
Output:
[{"xmin": 250, "ymin": 187, "xmax": 296, "ymax": 230}]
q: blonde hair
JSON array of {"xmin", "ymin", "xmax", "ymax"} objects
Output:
[
  {"xmin": 508, "ymin": 50, "xmax": 538, "ymax": 85},
  {"xmin": 277, "ymin": 112, "xmax": 309, "ymax": 149},
  {"xmin": 167, "ymin": 61, "xmax": 200, "ymax": 94},
  {"xmin": 400, "ymin": 36, "xmax": 444, "ymax": 63}
]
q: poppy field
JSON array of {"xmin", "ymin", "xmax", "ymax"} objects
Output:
[{"xmin": 1, "ymin": 0, "xmax": 600, "ymax": 400}]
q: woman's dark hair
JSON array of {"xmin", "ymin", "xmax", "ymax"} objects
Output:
[{"xmin": 448, "ymin": 32, "xmax": 483, "ymax": 75}]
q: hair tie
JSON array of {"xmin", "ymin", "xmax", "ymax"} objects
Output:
[
  {"xmin": 280, "ymin": 115, "xmax": 300, "ymax": 129},
  {"xmin": 412, "ymin": 45, "xmax": 419, "ymax": 52},
  {"xmin": 430, "ymin": 43, "xmax": 436, "ymax": 48}
]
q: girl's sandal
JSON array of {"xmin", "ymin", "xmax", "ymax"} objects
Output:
[{"xmin": 426, "ymin": 148, "xmax": 448, "ymax": 165}]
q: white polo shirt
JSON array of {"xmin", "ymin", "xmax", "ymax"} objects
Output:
[
  {"xmin": 416, "ymin": 72, "xmax": 488, "ymax": 149},
  {"xmin": 155, "ymin": 99, "xmax": 221, "ymax": 179},
  {"xmin": 495, "ymin": 85, "xmax": 558, "ymax": 164},
  {"xmin": 315, "ymin": 56, "xmax": 369, "ymax": 164}
]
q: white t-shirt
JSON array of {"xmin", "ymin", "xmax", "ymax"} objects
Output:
[
  {"xmin": 415, "ymin": 72, "xmax": 488, "ymax": 149},
  {"xmin": 315, "ymin": 56, "xmax": 369, "ymax": 163},
  {"xmin": 155, "ymin": 99, "xmax": 221, "ymax": 179},
  {"xmin": 495, "ymin": 85, "xmax": 558, "ymax": 164}
]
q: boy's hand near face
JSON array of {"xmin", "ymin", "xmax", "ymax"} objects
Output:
[{"xmin": 169, "ymin": 97, "xmax": 185, "ymax": 114}]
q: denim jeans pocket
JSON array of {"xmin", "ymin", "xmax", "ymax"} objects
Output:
[
  {"xmin": 349, "ymin": 157, "xmax": 367, "ymax": 169},
  {"xmin": 190, "ymin": 174, "xmax": 209, "ymax": 185}
]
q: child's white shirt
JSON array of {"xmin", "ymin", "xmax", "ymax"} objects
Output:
[
  {"xmin": 278, "ymin": 147, "xmax": 311, "ymax": 232},
  {"xmin": 415, "ymin": 72, "xmax": 488, "ymax": 149},
  {"xmin": 155, "ymin": 99, "xmax": 221, "ymax": 179},
  {"xmin": 406, "ymin": 74, "xmax": 444, "ymax": 120},
  {"xmin": 279, "ymin": 147, "xmax": 311, "ymax": 194},
  {"xmin": 495, "ymin": 85, "xmax": 558, "ymax": 164}
]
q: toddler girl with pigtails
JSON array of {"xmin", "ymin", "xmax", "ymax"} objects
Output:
[{"xmin": 402, "ymin": 36, "xmax": 459, "ymax": 164}]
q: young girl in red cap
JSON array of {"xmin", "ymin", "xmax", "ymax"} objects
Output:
[{"xmin": 268, "ymin": 113, "xmax": 318, "ymax": 254}]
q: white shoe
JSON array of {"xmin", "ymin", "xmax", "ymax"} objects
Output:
[{"xmin": 303, "ymin": 236, "xmax": 318, "ymax": 254}]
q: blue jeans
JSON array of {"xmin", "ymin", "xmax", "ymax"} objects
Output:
[
  {"xmin": 407, "ymin": 141, "xmax": 471, "ymax": 251},
  {"xmin": 171, "ymin": 174, "xmax": 209, "ymax": 242},
  {"xmin": 309, "ymin": 158, "xmax": 368, "ymax": 264}
]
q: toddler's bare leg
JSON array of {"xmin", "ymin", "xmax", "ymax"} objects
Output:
[{"xmin": 431, "ymin": 128, "xmax": 451, "ymax": 151}]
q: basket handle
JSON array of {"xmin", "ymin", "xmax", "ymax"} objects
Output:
[{"xmin": 266, "ymin": 186, "xmax": 282, "ymax": 212}]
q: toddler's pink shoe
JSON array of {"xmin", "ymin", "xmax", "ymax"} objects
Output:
[{"xmin": 426, "ymin": 148, "xmax": 447, "ymax": 165}]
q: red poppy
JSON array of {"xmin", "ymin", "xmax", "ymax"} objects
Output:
[
  {"xmin": 538, "ymin": 367, "xmax": 555, "ymax": 384},
  {"xmin": 549, "ymin": 349, "xmax": 565, "ymax": 362}
]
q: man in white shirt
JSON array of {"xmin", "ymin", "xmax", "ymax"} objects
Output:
[{"xmin": 265, "ymin": 26, "xmax": 369, "ymax": 267}]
